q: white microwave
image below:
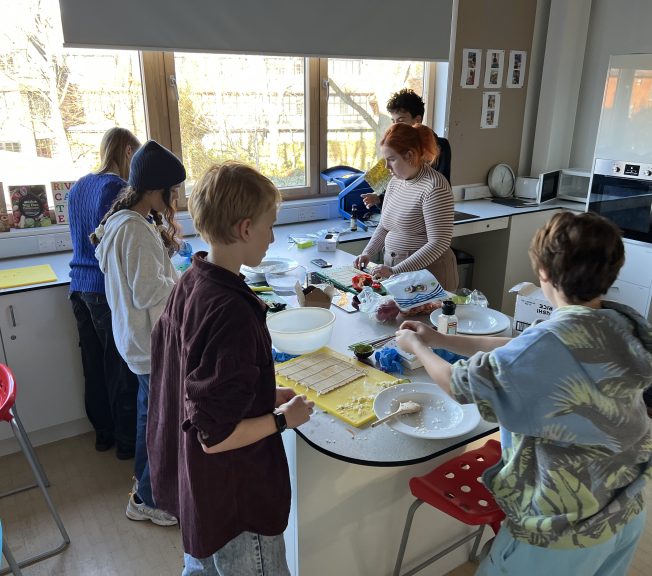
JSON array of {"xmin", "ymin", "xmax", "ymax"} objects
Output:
[{"xmin": 516, "ymin": 169, "xmax": 590, "ymax": 204}]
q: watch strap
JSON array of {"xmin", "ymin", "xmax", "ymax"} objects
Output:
[{"xmin": 273, "ymin": 410, "xmax": 287, "ymax": 433}]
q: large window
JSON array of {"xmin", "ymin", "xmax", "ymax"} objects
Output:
[
  {"xmin": 1, "ymin": 0, "xmax": 443, "ymax": 217},
  {"xmin": 173, "ymin": 54, "xmax": 306, "ymax": 191},
  {"xmin": 326, "ymin": 59, "xmax": 425, "ymax": 170},
  {"xmin": 0, "ymin": 0, "xmax": 146, "ymax": 206}
]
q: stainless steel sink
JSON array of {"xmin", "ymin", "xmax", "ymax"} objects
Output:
[{"xmin": 453, "ymin": 211, "xmax": 479, "ymax": 222}]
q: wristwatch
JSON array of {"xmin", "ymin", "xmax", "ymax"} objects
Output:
[{"xmin": 273, "ymin": 410, "xmax": 287, "ymax": 433}]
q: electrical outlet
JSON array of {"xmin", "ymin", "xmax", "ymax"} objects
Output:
[
  {"xmin": 297, "ymin": 204, "xmax": 329, "ymax": 222},
  {"xmin": 54, "ymin": 234, "xmax": 73, "ymax": 251},
  {"xmin": 38, "ymin": 236, "xmax": 56, "ymax": 253}
]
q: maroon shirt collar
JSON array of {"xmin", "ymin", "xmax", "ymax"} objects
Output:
[{"xmin": 191, "ymin": 251, "xmax": 268, "ymax": 318}]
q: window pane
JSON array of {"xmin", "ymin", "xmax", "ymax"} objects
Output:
[
  {"xmin": 327, "ymin": 59, "xmax": 425, "ymax": 170},
  {"xmin": 174, "ymin": 54, "xmax": 306, "ymax": 189},
  {"xmin": 0, "ymin": 0, "xmax": 146, "ymax": 208}
]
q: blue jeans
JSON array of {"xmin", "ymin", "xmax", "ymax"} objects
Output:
[
  {"xmin": 476, "ymin": 510, "xmax": 646, "ymax": 576},
  {"xmin": 182, "ymin": 532, "xmax": 289, "ymax": 576},
  {"xmin": 135, "ymin": 373, "xmax": 154, "ymax": 507}
]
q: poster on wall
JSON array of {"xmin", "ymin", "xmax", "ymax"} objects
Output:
[
  {"xmin": 507, "ymin": 50, "xmax": 527, "ymax": 88},
  {"xmin": 460, "ymin": 48, "xmax": 482, "ymax": 88},
  {"xmin": 484, "ymin": 49, "xmax": 505, "ymax": 89},
  {"xmin": 481, "ymin": 91, "xmax": 501, "ymax": 129}
]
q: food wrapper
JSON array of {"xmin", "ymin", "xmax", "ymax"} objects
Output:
[{"xmin": 382, "ymin": 270, "xmax": 448, "ymax": 316}]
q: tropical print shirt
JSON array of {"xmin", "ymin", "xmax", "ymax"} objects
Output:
[{"xmin": 451, "ymin": 301, "xmax": 652, "ymax": 549}]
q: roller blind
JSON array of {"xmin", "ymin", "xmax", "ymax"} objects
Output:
[{"xmin": 58, "ymin": 0, "xmax": 453, "ymax": 61}]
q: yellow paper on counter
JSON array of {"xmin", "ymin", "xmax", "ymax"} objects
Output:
[{"xmin": 0, "ymin": 264, "xmax": 57, "ymax": 289}]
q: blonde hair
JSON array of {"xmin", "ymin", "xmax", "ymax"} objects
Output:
[
  {"xmin": 189, "ymin": 162, "xmax": 281, "ymax": 245},
  {"xmin": 95, "ymin": 127, "xmax": 141, "ymax": 180}
]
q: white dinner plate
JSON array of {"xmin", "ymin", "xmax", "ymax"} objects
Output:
[
  {"xmin": 373, "ymin": 382, "xmax": 481, "ymax": 439},
  {"xmin": 241, "ymin": 257, "xmax": 300, "ymax": 275},
  {"xmin": 430, "ymin": 304, "xmax": 511, "ymax": 335}
]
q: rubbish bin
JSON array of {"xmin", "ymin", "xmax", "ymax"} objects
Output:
[{"xmin": 452, "ymin": 248, "xmax": 474, "ymax": 290}]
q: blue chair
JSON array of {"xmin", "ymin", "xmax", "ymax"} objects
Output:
[{"xmin": 0, "ymin": 364, "xmax": 69, "ymax": 575}]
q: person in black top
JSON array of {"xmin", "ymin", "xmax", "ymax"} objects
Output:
[{"xmin": 362, "ymin": 89, "xmax": 452, "ymax": 210}]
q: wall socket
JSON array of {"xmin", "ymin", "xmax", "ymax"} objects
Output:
[
  {"xmin": 297, "ymin": 204, "xmax": 329, "ymax": 222},
  {"xmin": 463, "ymin": 184, "xmax": 491, "ymax": 200},
  {"xmin": 54, "ymin": 234, "xmax": 73, "ymax": 251}
]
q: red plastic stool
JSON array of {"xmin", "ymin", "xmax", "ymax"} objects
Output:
[{"xmin": 393, "ymin": 439, "xmax": 505, "ymax": 576}]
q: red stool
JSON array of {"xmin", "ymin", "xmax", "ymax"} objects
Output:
[
  {"xmin": 0, "ymin": 364, "xmax": 70, "ymax": 575},
  {"xmin": 393, "ymin": 439, "xmax": 505, "ymax": 576}
]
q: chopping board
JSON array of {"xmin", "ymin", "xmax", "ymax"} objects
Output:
[
  {"xmin": 0, "ymin": 264, "xmax": 57, "ymax": 289},
  {"xmin": 275, "ymin": 347, "xmax": 407, "ymax": 427},
  {"xmin": 315, "ymin": 265, "xmax": 386, "ymax": 295}
]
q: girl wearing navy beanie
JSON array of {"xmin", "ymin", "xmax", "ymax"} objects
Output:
[{"xmin": 93, "ymin": 139, "xmax": 186, "ymax": 527}]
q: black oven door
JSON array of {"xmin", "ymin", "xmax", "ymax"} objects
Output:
[{"xmin": 588, "ymin": 174, "xmax": 652, "ymax": 242}]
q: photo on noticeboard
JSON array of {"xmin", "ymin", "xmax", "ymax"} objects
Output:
[
  {"xmin": 461, "ymin": 48, "xmax": 481, "ymax": 88},
  {"xmin": 484, "ymin": 49, "xmax": 504, "ymax": 89},
  {"xmin": 481, "ymin": 91, "xmax": 501, "ymax": 129},
  {"xmin": 507, "ymin": 50, "xmax": 527, "ymax": 88}
]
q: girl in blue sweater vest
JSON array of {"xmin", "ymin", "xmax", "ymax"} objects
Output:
[{"xmin": 68, "ymin": 127, "xmax": 141, "ymax": 460}]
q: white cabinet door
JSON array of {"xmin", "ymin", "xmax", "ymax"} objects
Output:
[
  {"xmin": 0, "ymin": 285, "xmax": 85, "ymax": 441},
  {"xmin": 500, "ymin": 210, "xmax": 562, "ymax": 314},
  {"xmin": 620, "ymin": 241, "xmax": 652, "ymax": 288}
]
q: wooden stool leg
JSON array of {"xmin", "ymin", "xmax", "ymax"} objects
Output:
[{"xmin": 393, "ymin": 499, "xmax": 424, "ymax": 576}]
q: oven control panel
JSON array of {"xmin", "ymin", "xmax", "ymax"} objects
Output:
[{"xmin": 594, "ymin": 158, "xmax": 652, "ymax": 180}]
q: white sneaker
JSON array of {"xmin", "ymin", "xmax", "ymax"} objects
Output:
[{"xmin": 126, "ymin": 493, "xmax": 178, "ymax": 527}]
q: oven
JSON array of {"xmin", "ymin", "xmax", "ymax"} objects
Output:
[{"xmin": 588, "ymin": 159, "xmax": 652, "ymax": 244}]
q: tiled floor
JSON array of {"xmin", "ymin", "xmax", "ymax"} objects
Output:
[{"xmin": 0, "ymin": 432, "xmax": 650, "ymax": 575}]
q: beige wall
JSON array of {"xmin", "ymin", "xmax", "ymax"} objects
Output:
[{"xmin": 448, "ymin": 0, "xmax": 538, "ymax": 185}]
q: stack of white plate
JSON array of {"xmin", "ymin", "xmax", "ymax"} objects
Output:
[{"xmin": 429, "ymin": 304, "xmax": 512, "ymax": 336}]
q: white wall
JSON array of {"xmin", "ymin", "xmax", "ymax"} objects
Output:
[{"xmin": 570, "ymin": 0, "xmax": 652, "ymax": 170}]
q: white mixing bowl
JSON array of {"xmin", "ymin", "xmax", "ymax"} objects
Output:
[{"xmin": 267, "ymin": 307, "xmax": 336, "ymax": 355}]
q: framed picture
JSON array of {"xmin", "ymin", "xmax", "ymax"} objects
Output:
[
  {"xmin": 484, "ymin": 49, "xmax": 505, "ymax": 89},
  {"xmin": 461, "ymin": 48, "xmax": 482, "ymax": 88},
  {"xmin": 481, "ymin": 91, "xmax": 501, "ymax": 129},
  {"xmin": 507, "ymin": 50, "xmax": 527, "ymax": 88}
]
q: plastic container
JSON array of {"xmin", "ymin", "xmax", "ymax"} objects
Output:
[{"xmin": 267, "ymin": 308, "xmax": 336, "ymax": 355}]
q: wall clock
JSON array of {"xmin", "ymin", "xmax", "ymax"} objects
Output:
[{"xmin": 487, "ymin": 163, "xmax": 516, "ymax": 198}]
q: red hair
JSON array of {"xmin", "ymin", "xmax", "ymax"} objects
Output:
[{"xmin": 380, "ymin": 123, "xmax": 439, "ymax": 165}]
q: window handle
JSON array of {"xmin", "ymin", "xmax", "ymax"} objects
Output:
[
  {"xmin": 9, "ymin": 305, "xmax": 16, "ymax": 327},
  {"xmin": 169, "ymin": 74, "xmax": 179, "ymax": 101},
  {"xmin": 322, "ymin": 78, "xmax": 330, "ymax": 101}
]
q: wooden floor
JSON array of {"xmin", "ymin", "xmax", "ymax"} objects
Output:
[{"xmin": 0, "ymin": 432, "xmax": 650, "ymax": 575}]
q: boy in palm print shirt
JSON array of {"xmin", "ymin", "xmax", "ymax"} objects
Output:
[{"xmin": 395, "ymin": 211, "xmax": 652, "ymax": 576}]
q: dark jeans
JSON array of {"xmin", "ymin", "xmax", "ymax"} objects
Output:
[
  {"xmin": 70, "ymin": 291, "xmax": 138, "ymax": 451},
  {"xmin": 135, "ymin": 373, "xmax": 154, "ymax": 507}
]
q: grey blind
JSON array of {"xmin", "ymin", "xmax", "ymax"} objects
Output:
[{"xmin": 58, "ymin": 0, "xmax": 452, "ymax": 61}]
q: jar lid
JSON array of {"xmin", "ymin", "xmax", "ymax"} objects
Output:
[{"xmin": 442, "ymin": 299, "xmax": 456, "ymax": 315}]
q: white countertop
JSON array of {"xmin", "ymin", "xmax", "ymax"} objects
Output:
[{"xmin": 0, "ymin": 197, "xmax": 580, "ymax": 295}]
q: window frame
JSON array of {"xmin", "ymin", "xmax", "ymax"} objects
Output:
[{"xmin": 143, "ymin": 53, "xmax": 437, "ymax": 203}]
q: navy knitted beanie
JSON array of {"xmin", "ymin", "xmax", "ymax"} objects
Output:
[{"xmin": 128, "ymin": 140, "xmax": 186, "ymax": 191}]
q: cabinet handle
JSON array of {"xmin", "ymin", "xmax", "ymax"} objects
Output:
[{"xmin": 9, "ymin": 305, "xmax": 16, "ymax": 327}]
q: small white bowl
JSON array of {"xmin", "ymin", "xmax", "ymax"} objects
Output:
[{"xmin": 267, "ymin": 307, "xmax": 336, "ymax": 355}]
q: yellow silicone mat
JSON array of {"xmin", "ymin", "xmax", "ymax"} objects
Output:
[
  {"xmin": 0, "ymin": 264, "xmax": 57, "ymax": 289},
  {"xmin": 275, "ymin": 347, "xmax": 406, "ymax": 427}
]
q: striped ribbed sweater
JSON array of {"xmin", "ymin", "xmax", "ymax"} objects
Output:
[
  {"xmin": 363, "ymin": 164, "xmax": 454, "ymax": 273},
  {"xmin": 68, "ymin": 172, "xmax": 127, "ymax": 293}
]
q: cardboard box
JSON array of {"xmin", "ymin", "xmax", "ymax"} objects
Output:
[
  {"xmin": 294, "ymin": 282, "xmax": 335, "ymax": 309},
  {"xmin": 509, "ymin": 282, "xmax": 553, "ymax": 333},
  {"xmin": 317, "ymin": 233, "xmax": 338, "ymax": 252}
]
